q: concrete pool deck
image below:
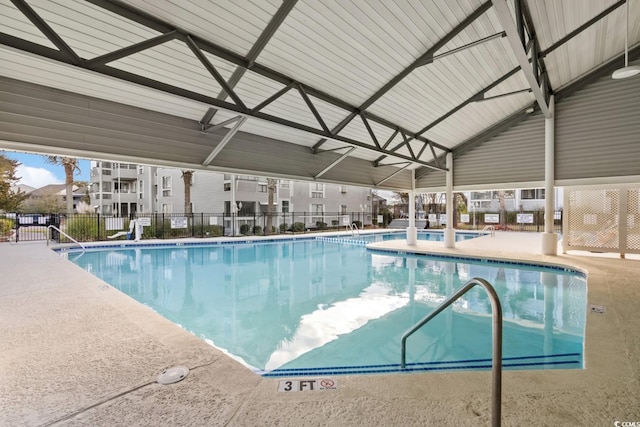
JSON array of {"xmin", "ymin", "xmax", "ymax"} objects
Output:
[{"xmin": 1, "ymin": 232, "xmax": 639, "ymax": 426}]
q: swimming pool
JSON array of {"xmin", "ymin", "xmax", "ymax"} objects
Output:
[{"xmin": 70, "ymin": 238, "xmax": 587, "ymax": 376}]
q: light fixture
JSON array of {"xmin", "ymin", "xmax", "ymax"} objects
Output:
[{"xmin": 613, "ymin": 0, "xmax": 640, "ymax": 79}]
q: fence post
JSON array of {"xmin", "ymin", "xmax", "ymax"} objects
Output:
[{"xmin": 15, "ymin": 214, "xmax": 20, "ymax": 243}]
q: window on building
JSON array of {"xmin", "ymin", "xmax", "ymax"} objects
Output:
[
  {"xmin": 521, "ymin": 189, "xmax": 545, "ymax": 199},
  {"xmin": 161, "ymin": 176, "xmax": 171, "ymax": 197},
  {"xmin": 492, "ymin": 190, "xmax": 515, "ymax": 199},
  {"xmin": 102, "ymin": 182, "xmax": 111, "ymax": 192},
  {"xmin": 340, "ymin": 186, "xmax": 347, "ymax": 193},
  {"xmin": 311, "ymin": 203, "xmax": 324, "ymax": 223},
  {"xmin": 224, "ymin": 183, "xmax": 231, "ymax": 191},
  {"xmin": 282, "ymin": 200, "xmax": 289, "ymax": 213},
  {"xmin": 258, "ymin": 184, "xmax": 267, "ymax": 193},
  {"xmin": 341, "ymin": 204, "xmax": 347, "ymax": 214},
  {"xmin": 471, "ymin": 191, "xmax": 491, "ymax": 200},
  {"xmin": 311, "ymin": 183, "xmax": 324, "ymax": 198},
  {"xmin": 162, "ymin": 204, "xmax": 171, "ymax": 213}
]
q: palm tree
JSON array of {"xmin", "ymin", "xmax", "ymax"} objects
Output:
[
  {"xmin": 45, "ymin": 156, "xmax": 79, "ymax": 214},
  {"xmin": 181, "ymin": 170, "xmax": 194, "ymax": 230},
  {"xmin": 181, "ymin": 170, "xmax": 194, "ymax": 215},
  {"xmin": 265, "ymin": 178, "xmax": 277, "ymax": 235}
]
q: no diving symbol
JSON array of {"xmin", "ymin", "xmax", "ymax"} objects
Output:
[{"xmin": 320, "ymin": 379, "xmax": 335, "ymax": 388}]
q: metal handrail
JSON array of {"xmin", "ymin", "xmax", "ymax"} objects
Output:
[
  {"xmin": 400, "ymin": 278, "xmax": 503, "ymax": 427},
  {"xmin": 345, "ymin": 223, "xmax": 360, "ymax": 236},
  {"xmin": 482, "ymin": 225, "xmax": 496, "ymax": 236},
  {"xmin": 46, "ymin": 225, "xmax": 86, "ymax": 252}
]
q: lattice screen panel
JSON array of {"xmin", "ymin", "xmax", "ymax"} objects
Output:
[
  {"xmin": 566, "ymin": 188, "xmax": 620, "ymax": 250},
  {"xmin": 627, "ymin": 189, "xmax": 640, "ymax": 252}
]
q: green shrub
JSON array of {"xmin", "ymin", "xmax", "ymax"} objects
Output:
[
  {"xmin": 252, "ymin": 225, "xmax": 262, "ymax": 235},
  {"xmin": 279, "ymin": 223, "xmax": 289, "ymax": 233},
  {"xmin": 315, "ymin": 221, "xmax": 327, "ymax": 230},
  {"xmin": 208, "ymin": 225, "xmax": 224, "ymax": 236},
  {"xmin": 331, "ymin": 220, "xmax": 339, "ymax": 227},
  {"xmin": 240, "ymin": 224, "xmax": 251, "ymax": 235},
  {"xmin": 65, "ymin": 216, "xmax": 100, "ymax": 242},
  {"xmin": 292, "ymin": 222, "xmax": 305, "ymax": 232},
  {"xmin": 0, "ymin": 218, "xmax": 14, "ymax": 235},
  {"xmin": 352, "ymin": 220, "xmax": 362, "ymax": 229}
]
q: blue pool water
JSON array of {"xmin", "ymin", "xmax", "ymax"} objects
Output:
[{"xmin": 70, "ymin": 237, "xmax": 587, "ymax": 376}]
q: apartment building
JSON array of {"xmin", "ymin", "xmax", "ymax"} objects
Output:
[
  {"xmin": 468, "ymin": 188, "xmax": 563, "ymax": 212},
  {"xmin": 89, "ymin": 161, "xmax": 373, "ymax": 229}
]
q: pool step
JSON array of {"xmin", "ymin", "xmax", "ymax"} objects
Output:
[{"xmin": 315, "ymin": 236, "xmax": 368, "ymax": 246}]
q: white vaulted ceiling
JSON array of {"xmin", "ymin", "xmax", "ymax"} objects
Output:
[{"xmin": 1, "ymin": 0, "xmax": 639, "ymax": 190}]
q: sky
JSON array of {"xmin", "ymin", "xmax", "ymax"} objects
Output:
[{"xmin": 2, "ymin": 151, "xmax": 90, "ymax": 188}]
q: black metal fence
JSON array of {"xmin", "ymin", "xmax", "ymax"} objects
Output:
[
  {"xmin": 450, "ymin": 210, "xmax": 562, "ymax": 233},
  {"xmin": 0, "ymin": 210, "xmax": 562, "ymax": 243},
  {"xmin": 1, "ymin": 211, "xmax": 377, "ymax": 243}
]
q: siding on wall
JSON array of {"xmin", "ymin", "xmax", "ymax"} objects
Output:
[
  {"xmin": 417, "ymin": 67, "xmax": 640, "ymax": 191},
  {"xmin": 555, "ymin": 73, "xmax": 640, "ymax": 182},
  {"xmin": 451, "ymin": 115, "xmax": 546, "ymax": 188}
]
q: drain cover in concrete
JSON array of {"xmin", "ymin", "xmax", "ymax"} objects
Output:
[{"xmin": 157, "ymin": 366, "xmax": 190, "ymax": 384}]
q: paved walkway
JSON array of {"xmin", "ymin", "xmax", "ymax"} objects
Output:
[{"xmin": 1, "ymin": 233, "xmax": 638, "ymax": 426}]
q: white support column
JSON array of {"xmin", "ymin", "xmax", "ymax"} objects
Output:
[
  {"xmin": 444, "ymin": 152, "xmax": 455, "ymax": 248},
  {"xmin": 230, "ymin": 174, "xmax": 237, "ymax": 236},
  {"xmin": 542, "ymin": 95, "xmax": 557, "ymax": 255},
  {"xmin": 406, "ymin": 170, "xmax": 417, "ymax": 245}
]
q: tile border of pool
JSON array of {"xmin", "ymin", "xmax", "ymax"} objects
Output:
[
  {"xmin": 54, "ymin": 230, "xmax": 586, "ymax": 278},
  {"xmin": 260, "ymin": 353, "xmax": 582, "ymax": 377}
]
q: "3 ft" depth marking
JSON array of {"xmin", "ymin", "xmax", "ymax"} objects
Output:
[{"xmin": 277, "ymin": 378, "xmax": 337, "ymax": 392}]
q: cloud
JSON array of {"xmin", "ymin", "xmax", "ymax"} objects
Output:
[{"xmin": 16, "ymin": 165, "xmax": 62, "ymax": 188}]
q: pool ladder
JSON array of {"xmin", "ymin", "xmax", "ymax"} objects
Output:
[
  {"xmin": 481, "ymin": 225, "xmax": 496, "ymax": 237},
  {"xmin": 346, "ymin": 222, "xmax": 360, "ymax": 236},
  {"xmin": 400, "ymin": 278, "xmax": 503, "ymax": 427}
]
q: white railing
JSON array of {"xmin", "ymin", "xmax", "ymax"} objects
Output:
[
  {"xmin": 46, "ymin": 225, "xmax": 86, "ymax": 252},
  {"xmin": 482, "ymin": 225, "xmax": 496, "ymax": 237},
  {"xmin": 401, "ymin": 278, "xmax": 503, "ymax": 427},
  {"xmin": 345, "ymin": 222, "xmax": 360, "ymax": 236}
]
